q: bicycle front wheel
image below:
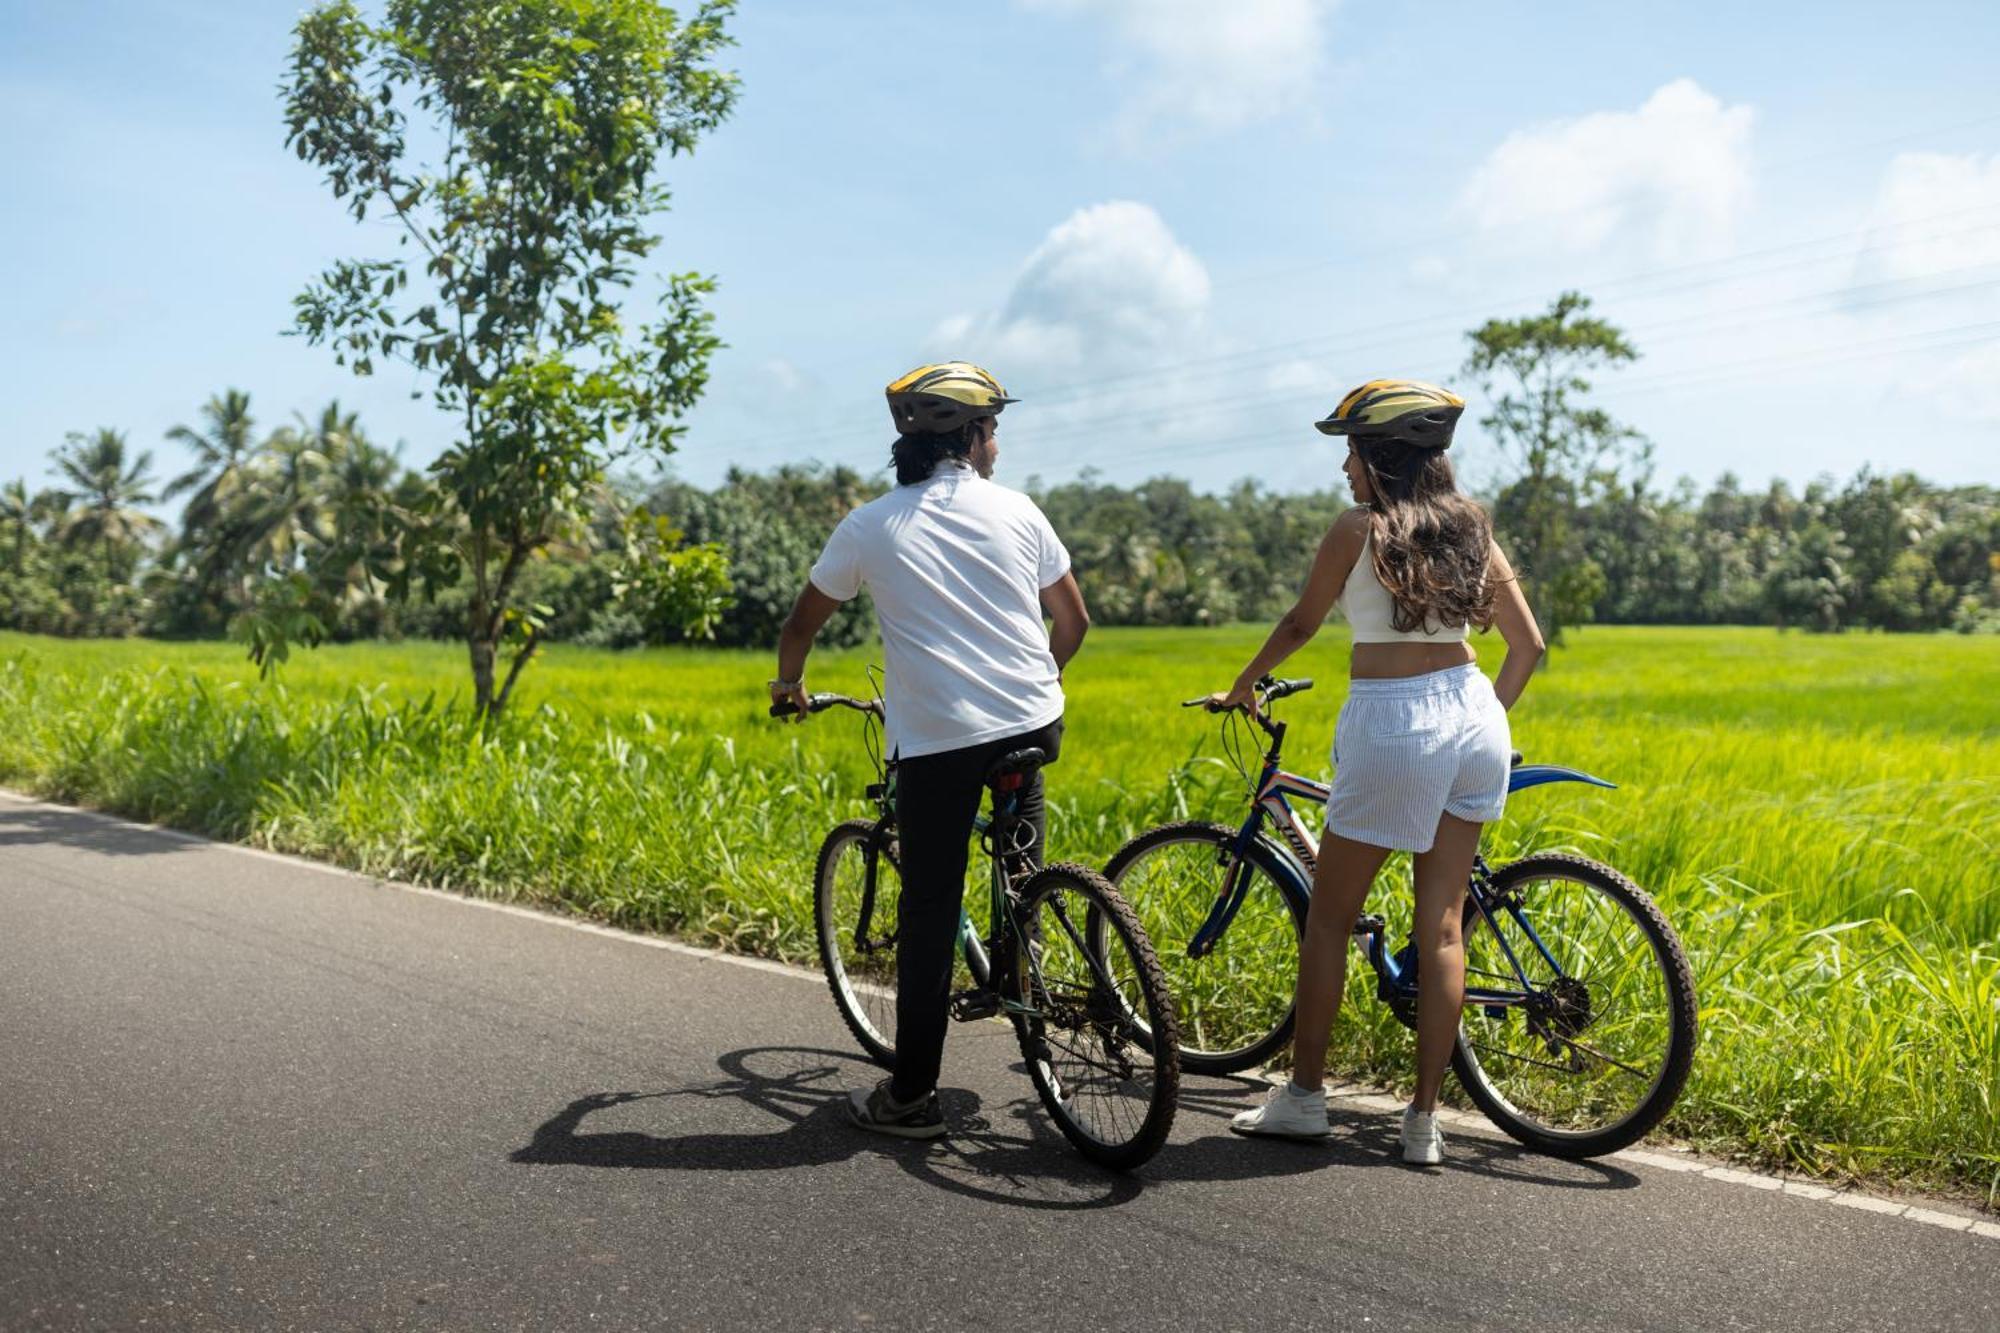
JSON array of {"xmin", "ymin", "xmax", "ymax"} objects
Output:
[
  {"xmin": 1101, "ymin": 821, "xmax": 1306, "ymax": 1074},
  {"xmin": 1012, "ymin": 862, "xmax": 1181, "ymax": 1170},
  {"xmin": 1451, "ymin": 853, "xmax": 1698, "ymax": 1158},
  {"xmin": 814, "ymin": 818, "xmax": 902, "ymax": 1067}
]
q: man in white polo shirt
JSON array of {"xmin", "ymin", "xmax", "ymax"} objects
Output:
[{"xmin": 771, "ymin": 361, "xmax": 1091, "ymax": 1138}]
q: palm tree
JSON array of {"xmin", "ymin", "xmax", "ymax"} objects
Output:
[
  {"xmin": 52, "ymin": 428, "xmax": 162, "ymax": 577},
  {"xmin": 164, "ymin": 390, "xmax": 259, "ymax": 538},
  {"xmin": 1, "ymin": 478, "xmax": 29, "ymax": 574},
  {"xmin": 320, "ymin": 429, "xmax": 404, "ymax": 603},
  {"xmin": 237, "ymin": 407, "xmax": 350, "ymax": 576}
]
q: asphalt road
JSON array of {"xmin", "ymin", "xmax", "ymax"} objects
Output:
[{"xmin": 3, "ymin": 791, "xmax": 1995, "ymax": 1332}]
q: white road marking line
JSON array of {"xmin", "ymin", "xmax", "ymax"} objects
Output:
[
  {"xmin": 4, "ymin": 785, "xmax": 1995, "ymax": 1242},
  {"xmin": 1905, "ymin": 1207, "xmax": 1974, "ymax": 1232},
  {"xmin": 1616, "ymin": 1148, "xmax": 1707, "ymax": 1174},
  {"xmin": 0, "ymin": 787, "xmax": 827, "ymax": 989},
  {"xmin": 1830, "ymin": 1193, "xmax": 1909, "ymax": 1216},
  {"xmin": 1705, "ymin": 1167, "xmax": 1783, "ymax": 1190}
]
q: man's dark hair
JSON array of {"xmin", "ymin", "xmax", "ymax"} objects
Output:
[{"xmin": 890, "ymin": 419, "xmax": 981, "ymax": 485}]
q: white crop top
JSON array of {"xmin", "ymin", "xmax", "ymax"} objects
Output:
[{"xmin": 1336, "ymin": 532, "xmax": 1471, "ymax": 644}]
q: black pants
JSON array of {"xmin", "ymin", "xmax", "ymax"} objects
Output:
[{"xmin": 890, "ymin": 716, "xmax": 1064, "ymax": 1102}]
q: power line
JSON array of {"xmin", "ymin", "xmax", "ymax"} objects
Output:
[
  {"xmin": 1056, "ymin": 320, "xmax": 2000, "ymax": 480},
  {"xmin": 702, "ymin": 105, "xmax": 2000, "ymax": 402},
  {"xmin": 677, "ymin": 204, "xmax": 2000, "ymax": 464}
]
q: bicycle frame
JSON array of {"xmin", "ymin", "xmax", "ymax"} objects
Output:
[
  {"xmin": 1189, "ymin": 698, "xmax": 1618, "ymax": 1014},
  {"xmin": 855, "ymin": 759, "xmax": 1120, "ymax": 1024}
]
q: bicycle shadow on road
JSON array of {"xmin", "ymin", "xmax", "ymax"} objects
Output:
[
  {"xmin": 510, "ymin": 1045, "xmax": 1146, "ymax": 1211},
  {"xmin": 512, "ymin": 1046, "xmax": 1634, "ymax": 1212},
  {"xmin": 1170, "ymin": 1072, "xmax": 1642, "ymax": 1193}
]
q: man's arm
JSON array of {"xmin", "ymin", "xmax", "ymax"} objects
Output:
[
  {"xmin": 1040, "ymin": 571, "xmax": 1089, "ymax": 676},
  {"xmin": 772, "ymin": 583, "xmax": 844, "ymax": 719}
]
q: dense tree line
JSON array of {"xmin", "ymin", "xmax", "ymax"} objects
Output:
[{"xmin": 4, "ymin": 394, "xmax": 1995, "ymax": 645}]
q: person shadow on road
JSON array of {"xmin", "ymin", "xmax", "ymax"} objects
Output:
[{"xmin": 512, "ymin": 1045, "xmax": 1634, "ymax": 1212}]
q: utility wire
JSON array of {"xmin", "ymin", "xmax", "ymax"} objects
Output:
[{"xmin": 678, "ymin": 204, "xmax": 2000, "ymax": 464}]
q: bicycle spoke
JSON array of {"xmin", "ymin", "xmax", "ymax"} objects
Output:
[
  {"xmin": 1020, "ymin": 874, "xmax": 1168, "ymax": 1157},
  {"xmin": 1458, "ymin": 862, "xmax": 1684, "ymax": 1144},
  {"xmin": 1103, "ymin": 827, "xmax": 1299, "ymax": 1066}
]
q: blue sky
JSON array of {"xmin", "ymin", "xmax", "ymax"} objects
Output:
[{"xmin": 4, "ymin": 0, "xmax": 1998, "ymax": 504}]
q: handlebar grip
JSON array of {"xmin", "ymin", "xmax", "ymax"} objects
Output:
[
  {"xmin": 769, "ymin": 701, "xmax": 802, "ymax": 717},
  {"xmin": 1263, "ymin": 676, "xmax": 1315, "ymax": 702}
]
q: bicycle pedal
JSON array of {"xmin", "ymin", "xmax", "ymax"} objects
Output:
[{"xmin": 949, "ymin": 988, "xmax": 1002, "ymax": 1022}]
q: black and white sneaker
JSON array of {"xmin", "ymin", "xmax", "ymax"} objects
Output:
[{"xmin": 847, "ymin": 1079, "xmax": 947, "ymax": 1139}]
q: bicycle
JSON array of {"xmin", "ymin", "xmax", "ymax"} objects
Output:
[
  {"xmin": 772, "ymin": 691, "xmax": 1182, "ymax": 1169},
  {"xmin": 1099, "ymin": 675, "xmax": 1697, "ymax": 1159}
]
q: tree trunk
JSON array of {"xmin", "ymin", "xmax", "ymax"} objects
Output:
[
  {"xmin": 492, "ymin": 629, "xmax": 541, "ymax": 715},
  {"xmin": 469, "ymin": 633, "xmax": 497, "ymax": 717}
]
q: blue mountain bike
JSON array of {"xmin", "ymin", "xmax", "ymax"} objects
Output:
[{"xmin": 1101, "ymin": 676, "xmax": 1697, "ymax": 1158}]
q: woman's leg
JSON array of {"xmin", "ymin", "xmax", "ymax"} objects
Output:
[
  {"xmin": 1290, "ymin": 832, "xmax": 1392, "ymax": 1090},
  {"xmin": 1409, "ymin": 811, "xmax": 1483, "ymax": 1111}
]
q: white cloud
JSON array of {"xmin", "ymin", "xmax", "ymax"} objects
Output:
[
  {"xmin": 761, "ymin": 356, "xmax": 814, "ymax": 396},
  {"xmin": 1919, "ymin": 343, "xmax": 2000, "ymax": 423},
  {"xmin": 1408, "ymin": 255, "xmax": 1452, "ymax": 287},
  {"xmin": 1853, "ymin": 152, "xmax": 2000, "ymax": 422},
  {"xmin": 1852, "ymin": 151, "xmax": 2000, "ymax": 286},
  {"xmin": 925, "ymin": 201, "xmax": 1338, "ymax": 479},
  {"xmin": 1023, "ymin": 0, "xmax": 1338, "ymax": 148},
  {"xmin": 932, "ymin": 201, "xmax": 1212, "ymax": 377},
  {"xmin": 1458, "ymin": 79, "xmax": 1755, "ymax": 263}
]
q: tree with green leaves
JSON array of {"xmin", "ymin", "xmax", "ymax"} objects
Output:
[
  {"xmin": 1463, "ymin": 291, "xmax": 1643, "ymax": 645},
  {"xmin": 1, "ymin": 479, "xmax": 31, "ymax": 576},
  {"xmin": 164, "ymin": 389, "xmax": 262, "ymax": 610},
  {"xmin": 278, "ymin": 0, "xmax": 739, "ymax": 715},
  {"xmin": 164, "ymin": 390, "xmax": 259, "ymax": 535},
  {"xmin": 52, "ymin": 429, "xmax": 162, "ymax": 580}
]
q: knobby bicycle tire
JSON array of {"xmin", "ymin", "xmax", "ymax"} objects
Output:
[
  {"xmin": 1450, "ymin": 852, "xmax": 1698, "ymax": 1159},
  {"xmin": 1012, "ymin": 862, "xmax": 1182, "ymax": 1170},
  {"xmin": 1102, "ymin": 821, "xmax": 1307, "ymax": 1074},
  {"xmin": 813, "ymin": 818, "xmax": 902, "ymax": 1068}
]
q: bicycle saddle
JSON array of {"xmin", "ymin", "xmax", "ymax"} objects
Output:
[{"xmin": 985, "ymin": 747, "xmax": 1047, "ymax": 791}]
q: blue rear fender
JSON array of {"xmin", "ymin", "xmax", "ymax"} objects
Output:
[{"xmin": 1508, "ymin": 763, "xmax": 1616, "ymax": 794}]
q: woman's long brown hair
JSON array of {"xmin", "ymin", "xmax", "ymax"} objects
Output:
[{"xmin": 1353, "ymin": 435, "xmax": 1496, "ymax": 632}]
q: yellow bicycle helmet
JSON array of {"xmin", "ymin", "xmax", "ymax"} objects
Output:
[
  {"xmin": 1314, "ymin": 379, "xmax": 1465, "ymax": 446},
  {"xmin": 886, "ymin": 361, "xmax": 1018, "ymax": 435}
]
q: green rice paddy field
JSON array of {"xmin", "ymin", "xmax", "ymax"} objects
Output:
[{"xmin": 3, "ymin": 625, "xmax": 1995, "ymax": 1199}]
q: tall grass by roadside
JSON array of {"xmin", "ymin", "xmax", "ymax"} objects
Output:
[{"xmin": 2, "ymin": 626, "xmax": 1995, "ymax": 1202}]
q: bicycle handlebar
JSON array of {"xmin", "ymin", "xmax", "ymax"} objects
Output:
[
  {"xmin": 768, "ymin": 693, "xmax": 885, "ymax": 719},
  {"xmin": 1179, "ymin": 675, "xmax": 1315, "ymax": 712}
]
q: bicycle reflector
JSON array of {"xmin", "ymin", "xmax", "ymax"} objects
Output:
[{"xmin": 993, "ymin": 772, "xmax": 1028, "ymax": 792}]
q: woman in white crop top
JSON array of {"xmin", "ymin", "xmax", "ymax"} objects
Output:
[{"xmin": 1206, "ymin": 379, "xmax": 1545, "ymax": 1164}]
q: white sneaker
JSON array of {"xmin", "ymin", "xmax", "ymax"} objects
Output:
[
  {"xmin": 1401, "ymin": 1104, "xmax": 1443, "ymax": 1164},
  {"xmin": 1231, "ymin": 1082, "xmax": 1330, "ymax": 1140}
]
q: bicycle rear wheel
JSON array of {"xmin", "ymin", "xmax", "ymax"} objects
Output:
[
  {"xmin": 1012, "ymin": 862, "xmax": 1181, "ymax": 1170},
  {"xmin": 1451, "ymin": 853, "xmax": 1698, "ymax": 1158},
  {"xmin": 1100, "ymin": 822, "xmax": 1305, "ymax": 1074},
  {"xmin": 814, "ymin": 818, "xmax": 902, "ymax": 1067}
]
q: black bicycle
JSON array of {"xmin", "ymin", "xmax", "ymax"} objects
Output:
[
  {"xmin": 774, "ymin": 692, "xmax": 1181, "ymax": 1170},
  {"xmin": 1101, "ymin": 676, "xmax": 1697, "ymax": 1159}
]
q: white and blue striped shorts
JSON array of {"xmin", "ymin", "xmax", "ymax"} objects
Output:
[{"xmin": 1325, "ymin": 662, "xmax": 1511, "ymax": 854}]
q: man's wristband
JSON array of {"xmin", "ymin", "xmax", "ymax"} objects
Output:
[{"xmin": 769, "ymin": 677, "xmax": 802, "ymax": 691}]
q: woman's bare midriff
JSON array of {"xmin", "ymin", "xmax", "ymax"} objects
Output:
[{"xmin": 1350, "ymin": 639, "xmax": 1477, "ymax": 679}]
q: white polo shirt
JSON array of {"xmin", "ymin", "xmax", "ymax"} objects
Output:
[{"xmin": 809, "ymin": 462, "xmax": 1070, "ymax": 759}]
